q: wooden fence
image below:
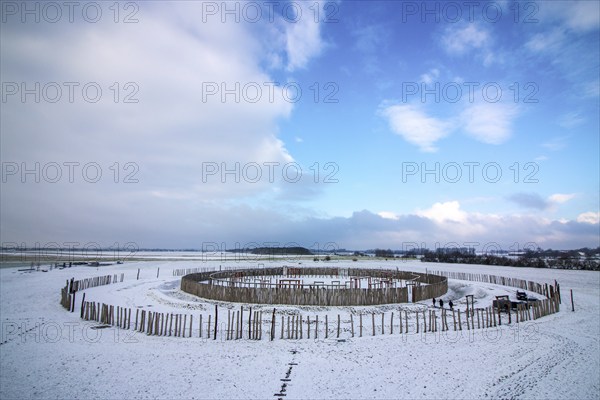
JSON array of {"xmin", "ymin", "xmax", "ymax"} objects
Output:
[
  {"xmin": 180, "ymin": 268, "xmax": 444, "ymax": 306},
  {"xmin": 74, "ymin": 292, "xmax": 561, "ymax": 342},
  {"xmin": 60, "ymin": 274, "xmax": 123, "ymax": 311},
  {"xmin": 172, "ymin": 267, "xmax": 218, "ymax": 277},
  {"xmin": 433, "ymin": 270, "xmax": 560, "ymax": 300},
  {"xmin": 61, "ymin": 268, "xmax": 562, "ymax": 342}
]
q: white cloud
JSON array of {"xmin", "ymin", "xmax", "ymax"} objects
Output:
[
  {"xmin": 577, "ymin": 212, "xmax": 600, "ymax": 224},
  {"xmin": 416, "ymin": 201, "xmax": 467, "ymax": 224},
  {"xmin": 542, "ymin": 136, "xmax": 569, "ymax": 151},
  {"xmin": 538, "ymin": 1, "xmax": 600, "ymax": 33},
  {"xmin": 381, "ymin": 99, "xmax": 518, "ymax": 150},
  {"xmin": 508, "ymin": 192, "xmax": 577, "ymax": 211},
  {"xmin": 377, "ymin": 211, "xmax": 399, "ymax": 220},
  {"xmin": 284, "ymin": 1, "xmax": 325, "ymax": 71},
  {"xmin": 549, "ymin": 193, "xmax": 576, "ymax": 204},
  {"xmin": 460, "ymin": 103, "xmax": 518, "ymax": 145},
  {"xmin": 420, "ymin": 68, "xmax": 440, "ymax": 85},
  {"xmin": 558, "ymin": 112, "xmax": 585, "ymax": 129},
  {"xmin": 442, "ymin": 24, "xmax": 490, "ymax": 55},
  {"xmin": 0, "ymin": 3, "xmax": 336, "ymax": 245},
  {"xmin": 525, "ymin": 28, "xmax": 566, "ymax": 53},
  {"xmin": 380, "ymin": 105, "xmax": 450, "ymax": 152}
]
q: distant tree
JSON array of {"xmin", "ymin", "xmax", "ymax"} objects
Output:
[{"xmin": 375, "ymin": 249, "xmax": 394, "ymax": 258}]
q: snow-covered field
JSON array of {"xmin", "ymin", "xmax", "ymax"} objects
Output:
[{"xmin": 1, "ymin": 259, "xmax": 598, "ymax": 399}]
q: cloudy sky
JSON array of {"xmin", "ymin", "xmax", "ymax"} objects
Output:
[{"xmin": 1, "ymin": 0, "xmax": 598, "ymax": 251}]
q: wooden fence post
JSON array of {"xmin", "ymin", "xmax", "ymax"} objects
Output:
[
  {"xmin": 452, "ymin": 310, "xmax": 456, "ymax": 331},
  {"xmin": 258, "ymin": 311, "xmax": 262, "ymax": 340},
  {"xmin": 281, "ymin": 316, "xmax": 285, "ymax": 339},
  {"xmin": 248, "ymin": 307, "xmax": 252, "ymax": 338},
  {"xmin": 240, "ymin": 306, "xmax": 244, "ymax": 339},
  {"xmin": 372, "ymin": 313, "xmax": 375, "ymax": 336},
  {"xmin": 271, "ymin": 308, "xmax": 276, "ymax": 341},
  {"xmin": 80, "ymin": 293, "xmax": 86, "ymax": 318},
  {"xmin": 416, "ymin": 312, "xmax": 419, "ymax": 334},
  {"xmin": 359, "ymin": 314, "xmax": 363, "ymax": 337},
  {"xmin": 227, "ymin": 310, "xmax": 231, "ymax": 340},
  {"xmin": 214, "ymin": 305, "xmax": 218, "ymax": 340},
  {"xmin": 571, "ymin": 289, "xmax": 575, "ymax": 312}
]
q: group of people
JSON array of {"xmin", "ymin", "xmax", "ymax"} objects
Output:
[{"xmin": 432, "ymin": 298, "xmax": 453, "ymax": 309}]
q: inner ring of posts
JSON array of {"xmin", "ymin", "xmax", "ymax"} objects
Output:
[{"xmin": 181, "ymin": 267, "xmax": 448, "ymax": 306}]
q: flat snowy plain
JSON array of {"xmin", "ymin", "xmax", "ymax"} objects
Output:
[{"xmin": 1, "ymin": 257, "xmax": 598, "ymax": 399}]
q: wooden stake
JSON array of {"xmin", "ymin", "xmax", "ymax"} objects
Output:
[
  {"xmin": 416, "ymin": 312, "xmax": 419, "ymax": 334},
  {"xmin": 372, "ymin": 312, "xmax": 375, "ymax": 336},
  {"xmin": 207, "ymin": 315, "xmax": 211, "ymax": 340},
  {"xmin": 240, "ymin": 306, "xmax": 244, "ymax": 339},
  {"xmin": 452, "ymin": 310, "xmax": 456, "ymax": 331},
  {"xmin": 236, "ymin": 311, "xmax": 240, "ymax": 339},
  {"xmin": 214, "ymin": 305, "xmax": 218, "ymax": 340},
  {"xmin": 359, "ymin": 314, "xmax": 363, "ymax": 337},
  {"xmin": 227, "ymin": 310, "xmax": 231, "ymax": 340},
  {"xmin": 271, "ymin": 308, "xmax": 276, "ymax": 341},
  {"xmin": 248, "ymin": 307, "xmax": 252, "ymax": 338},
  {"xmin": 571, "ymin": 289, "xmax": 575, "ymax": 312}
]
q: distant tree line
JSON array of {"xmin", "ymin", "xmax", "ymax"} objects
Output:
[
  {"xmin": 374, "ymin": 249, "xmax": 395, "ymax": 258},
  {"xmin": 227, "ymin": 247, "xmax": 313, "ymax": 255},
  {"xmin": 420, "ymin": 247, "xmax": 600, "ymax": 271}
]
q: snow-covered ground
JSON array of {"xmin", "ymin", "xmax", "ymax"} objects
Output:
[{"xmin": 1, "ymin": 259, "xmax": 598, "ymax": 399}]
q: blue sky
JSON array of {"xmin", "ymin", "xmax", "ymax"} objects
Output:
[{"xmin": 1, "ymin": 0, "xmax": 598, "ymax": 251}]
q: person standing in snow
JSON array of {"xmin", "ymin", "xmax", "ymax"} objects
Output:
[
  {"xmin": 432, "ymin": 298, "xmax": 436, "ymax": 307},
  {"xmin": 439, "ymin": 299, "xmax": 444, "ymax": 309},
  {"xmin": 449, "ymin": 300, "xmax": 454, "ymax": 310}
]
